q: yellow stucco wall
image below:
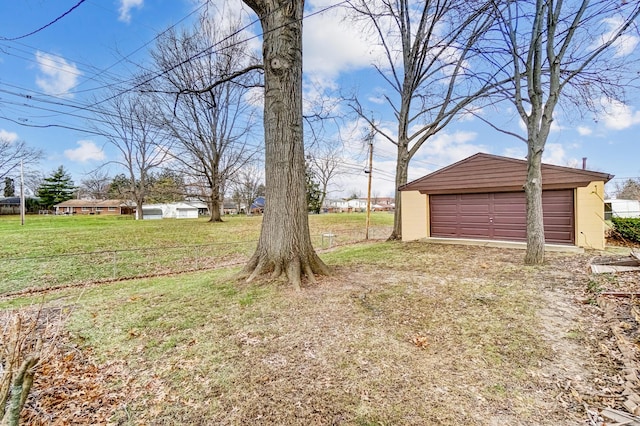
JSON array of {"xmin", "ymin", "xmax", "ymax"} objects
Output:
[
  {"xmin": 575, "ymin": 181, "xmax": 607, "ymax": 250},
  {"xmin": 401, "ymin": 191, "xmax": 428, "ymax": 241}
]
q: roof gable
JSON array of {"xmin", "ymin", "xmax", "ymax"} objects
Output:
[
  {"xmin": 400, "ymin": 153, "xmax": 613, "ymax": 194},
  {"xmin": 54, "ymin": 199, "xmax": 125, "ymax": 208}
]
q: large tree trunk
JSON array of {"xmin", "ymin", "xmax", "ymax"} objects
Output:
[
  {"xmin": 524, "ymin": 143, "xmax": 545, "ymax": 265},
  {"xmin": 240, "ymin": 0, "xmax": 330, "ymax": 289},
  {"xmin": 209, "ymin": 179, "xmax": 223, "ymax": 222},
  {"xmin": 135, "ymin": 199, "xmax": 144, "ymax": 220},
  {"xmin": 389, "ymin": 145, "xmax": 409, "ymax": 240}
]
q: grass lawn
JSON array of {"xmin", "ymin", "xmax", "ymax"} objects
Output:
[
  {"xmin": 0, "ymin": 213, "xmax": 393, "ymax": 295},
  {"xmin": 1, "ymin": 213, "xmax": 612, "ymax": 424}
]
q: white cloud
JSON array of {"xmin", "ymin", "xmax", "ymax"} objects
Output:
[
  {"xmin": 64, "ymin": 140, "xmax": 106, "ymax": 162},
  {"xmin": 303, "ymin": 2, "xmax": 387, "ymax": 79},
  {"xmin": 457, "ymin": 105, "xmax": 484, "ymax": 122},
  {"xmin": 517, "ymin": 115, "xmax": 563, "ymax": 133},
  {"xmin": 502, "ymin": 146, "xmax": 526, "ymax": 160},
  {"xmin": 542, "ymin": 143, "xmax": 568, "ymax": 166},
  {"xmin": 35, "ymin": 51, "xmax": 80, "ymax": 97},
  {"xmin": 0, "ymin": 129, "xmax": 19, "ymax": 143},
  {"xmin": 201, "ymin": 0, "xmax": 261, "ymax": 54},
  {"xmin": 502, "ymin": 144, "xmax": 576, "ymax": 167},
  {"xmin": 118, "ymin": 0, "xmax": 143, "ymax": 23},
  {"xmin": 415, "ymin": 130, "xmax": 486, "ymax": 169},
  {"xmin": 576, "ymin": 126, "xmax": 592, "ymax": 136},
  {"xmin": 599, "ymin": 98, "xmax": 640, "ymax": 130},
  {"xmin": 595, "ymin": 17, "xmax": 640, "ymax": 58}
]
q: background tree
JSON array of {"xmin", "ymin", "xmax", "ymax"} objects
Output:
[
  {"xmin": 306, "ymin": 165, "xmax": 323, "ymax": 214},
  {"xmin": 488, "ymin": 0, "xmax": 640, "ymax": 264},
  {"xmin": 240, "ymin": 0, "xmax": 330, "ymax": 288},
  {"xmin": 307, "ymin": 143, "xmax": 344, "ymax": 210},
  {"xmin": 93, "ymin": 91, "xmax": 170, "ymax": 219},
  {"xmin": 3, "ymin": 178, "xmax": 15, "ymax": 197},
  {"xmin": 79, "ymin": 169, "xmax": 111, "ymax": 200},
  {"xmin": 349, "ymin": 0, "xmax": 498, "ymax": 240},
  {"xmin": 615, "ymin": 178, "xmax": 640, "ymax": 200},
  {"xmin": 146, "ymin": 169, "xmax": 186, "ymax": 204},
  {"xmin": 37, "ymin": 166, "xmax": 76, "ymax": 209},
  {"xmin": 0, "ymin": 138, "xmax": 42, "ymax": 183},
  {"xmin": 230, "ymin": 166, "xmax": 265, "ymax": 215},
  {"xmin": 23, "ymin": 171, "xmax": 44, "ymax": 198},
  {"xmin": 151, "ymin": 12, "xmax": 260, "ymax": 222},
  {"xmin": 106, "ymin": 174, "xmax": 132, "ymax": 201}
]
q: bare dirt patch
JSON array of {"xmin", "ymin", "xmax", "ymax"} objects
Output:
[{"xmin": 6, "ymin": 242, "xmax": 636, "ymax": 424}]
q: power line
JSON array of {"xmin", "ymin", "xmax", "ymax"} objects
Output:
[
  {"xmin": 0, "ymin": 1, "xmax": 209, "ymax": 98},
  {"xmin": 1, "ymin": 0, "xmax": 87, "ymax": 42},
  {"xmin": 0, "ymin": 0, "xmax": 353, "ymax": 132}
]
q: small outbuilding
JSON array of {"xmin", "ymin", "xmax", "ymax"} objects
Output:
[
  {"xmin": 137, "ymin": 202, "xmax": 199, "ymax": 220},
  {"xmin": 605, "ymin": 199, "xmax": 640, "ymax": 220},
  {"xmin": 400, "ymin": 153, "xmax": 613, "ymax": 250}
]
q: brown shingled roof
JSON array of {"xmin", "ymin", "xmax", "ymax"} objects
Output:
[
  {"xmin": 400, "ymin": 152, "xmax": 613, "ymax": 194},
  {"xmin": 54, "ymin": 199, "xmax": 126, "ymax": 208}
]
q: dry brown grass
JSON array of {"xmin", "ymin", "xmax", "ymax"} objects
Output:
[{"xmin": 6, "ymin": 242, "xmax": 619, "ymax": 425}]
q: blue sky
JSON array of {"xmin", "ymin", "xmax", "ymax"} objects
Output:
[{"xmin": 1, "ymin": 0, "xmax": 639, "ymax": 199}]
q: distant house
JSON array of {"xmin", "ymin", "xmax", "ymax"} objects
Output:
[
  {"xmin": 136, "ymin": 202, "xmax": 199, "ymax": 220},
  {"xmin": 325, "ymin": 198, "xmax": 375, "ymax": 213},
  {"xmin": 139, "ymin": 205, "xmax": 163, "ymax": 220},
  {"xmin": 222, "ymin": 201, "xmax": 240, "ymax": 215},
  {"xmin": 183, "ymin": 200, "xmax": 209, "ymax": 216},
  {"xmin": 347, "ymin": 199, "xmax": 368, "ymax": 212},
  {"xmin": 371, "ymin": 197, "xmax": 395, "ymax": 211},
  {"xmin": 605, "ymin": 199, "xmax": 640, "ymax": 219},
  {"xmin": 0, "ymin": 197, "xmax": 21, "ymax": 214},
  {"xmin": 250, "ymin": 196, "xmax": 265, "ymax": 214},
  {"xmin": 325, "ymin": 199, "xmax": 349, "ymax": 213},
  {"xmin": 53, "ymin": 199, "xmax": 133, "ymax": 215}
]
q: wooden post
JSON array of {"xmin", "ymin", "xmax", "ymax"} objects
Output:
[{"xmin": 365, "ymin": 132, "xmax": 373, "ymax": 240}]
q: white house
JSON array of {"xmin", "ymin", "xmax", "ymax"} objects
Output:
[
  {"xmin": 137, "ymin": 202, "xmax": 199, "ymax": 220},
  {"xmin": 605, "ymin": 199, "xmax": 640, "ymax": 219},
  {"xmin": 347, "ymin": 199, "xmax": 368, "ymax": 211}
]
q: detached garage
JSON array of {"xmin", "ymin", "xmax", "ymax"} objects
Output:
[{"xmin": 400, "ymin": 153, "xmax": 613, "ymax": 250}]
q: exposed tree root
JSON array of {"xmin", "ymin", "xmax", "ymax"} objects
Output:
[
  {"xmin": 239, "ymin": 249, "xmax": 331, "ymax": 290},
  {"xmin": 387, "ymin": 231, "xmax": 401, "ymax": 241}
]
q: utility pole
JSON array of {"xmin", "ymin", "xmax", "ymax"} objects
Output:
[
  {"xmin": 365, "ymin": 127, "xmax": 374, "ymax": 240},
  {"xmin": 20, "ymin": 160, "xmax": 25, "ymax": 226}
]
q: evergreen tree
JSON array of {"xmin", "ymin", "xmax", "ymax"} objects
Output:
[
  {"xmin": 305, "ymin": 165, "xmax": 322, "ymax": 214},
  {"xmin": 107, "ymin": 174, "xmax": 133, "ymax": 200},
  {"xmin": 146, "ymin": 169, "xmax": 186, "ymax": 203},
  {"xmin": 3, "ymin": 177, "xmax": 15, "ymax": 197},
  {"xmin": 37, "ymin": 166, "xmax": 76, "ymax": 208}
]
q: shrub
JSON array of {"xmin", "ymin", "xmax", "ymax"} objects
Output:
[{"xmin": 611, "ymin": 217, "xmax": 640, "ymax": 243}]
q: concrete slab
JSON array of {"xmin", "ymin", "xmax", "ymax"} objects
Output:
[{"xmin": 422, "ymin": 237, "xmax": 585, "ymax": 254}]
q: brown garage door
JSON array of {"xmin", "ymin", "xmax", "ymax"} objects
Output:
[{"xmin": 430, "ymin": 190, "xmax": 574, "ymax": 244}]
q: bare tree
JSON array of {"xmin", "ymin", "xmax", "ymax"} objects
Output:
[
  {"xmin": 240, "ymin": 0, "xmax": 330, "ymax": 289},
  {"xmin": 92, "ymin": 91, "xmax": 170, "ymax": 219},
  {"xmin": 79, "ymin": 169, "xmax": 111, "ymax": 200},
  {"xmin": 307, "ymin": 143, "xmax": 345, "ymax": 209},
  {"xmin": 23, "ymin": 170, "xmax": 45, "ymax": 198},
  {"xmin": 349, "ymin": 0, "xmax": 499, "ymax": 240},
  {"xmin": 615, "ymin": 178, "xmax": 640, "ymax": 200},
  {"xmin": 150, "ymin": 14, "xmax": 260, "ymax": 222},
  {"xmin": 0, "ymin": 138, "xmax": 43, "ymax": 189},
  {"xmin": 230, "ymin": 165, "xmax": 265, "ymax": 214},
  {"xmin": 488, "ymin": 0, "xmax": 640, "ymax": 264}
]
